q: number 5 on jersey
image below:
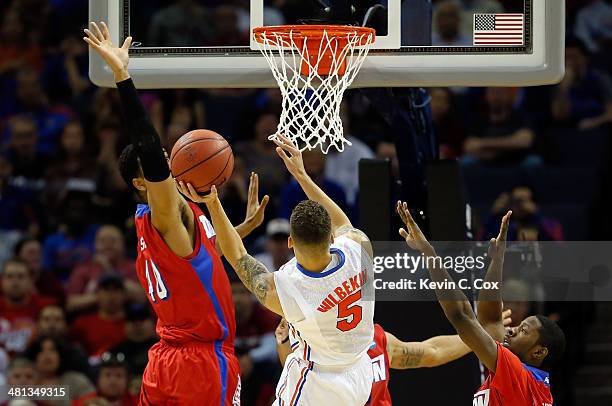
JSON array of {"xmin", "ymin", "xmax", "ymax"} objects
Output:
[
  {"xmin": 145, "ymin": 259, "xmax": 168, "ymax": 302},
  {"xmin": 337, "ymin": 290, "xmax": 362, "ymax": 331}
]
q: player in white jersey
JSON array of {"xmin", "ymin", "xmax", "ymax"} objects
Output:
[{"xmin": 181, "ymin": 134, "xmax": 374, "ymax": 405}]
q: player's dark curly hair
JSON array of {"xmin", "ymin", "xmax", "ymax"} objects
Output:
[
  {"xmin": 289, "ymin": 200, "xmax": 332, "ymax": 246},
  {"xmin": 118, "ymin": 144, "xmax": 140, "ymax": 193},
  {"xmin": 535, "ymin": 315, "xmax": 566, "ymax": 371}
]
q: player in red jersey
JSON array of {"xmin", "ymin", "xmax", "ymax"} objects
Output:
[
  {"xmin": 84, "ymin": 23, "xmax": 268, "ymax": 405},
  {"xmin": 274, "ymin": 309, "xmax": 512, "ymax": 406},
  {"xmin": 396, "ymin": 204, "xmax": 566, "ymax": 406}
]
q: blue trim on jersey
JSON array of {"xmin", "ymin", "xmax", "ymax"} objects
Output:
[
  {"xmin": 190, "ymin": 245, "xmax": 229, "ymax": 405},
  {"xmin": 296, "ymin": 248, "xmax": 346, "ymax": 278},
  {"xmin": 135, "ymin": 204, "xmax": 151, "ymax": 218},
  {"xmin": 522, "ymin": 363, "xmax": 550, "ymax": 387},
  {"xmin": 293, "ymin": 362, "xmax": 313, "ymax": 405}
]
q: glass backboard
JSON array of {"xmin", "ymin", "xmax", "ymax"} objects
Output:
[{"xmin": 89, "ymin": 0, "xmax": 565, "ymax": 88}]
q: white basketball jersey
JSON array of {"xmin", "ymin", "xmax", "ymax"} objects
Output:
[{"xmin": 274, "ymin": 236, "xmax": 375, "ymax": 367}]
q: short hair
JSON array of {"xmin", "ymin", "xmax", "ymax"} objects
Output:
[
  {"xmin": 289, "ymin": 200, "xmax": 332, "ymax": 246},
  {"xmin": 13, "ymin": 237, "xmax": 39, "ymax": 257},
  {"xmin": 118, "ymin": 144, "xmax": 140, "ymax": 192},
  {"xmin": 2, "ymin": 258, "xmax": 29, "ymax": 275},
  {"xmin": 535, "ymin": 315, "xmax": 566, "ymax": 371},
  {"xmin": 24, "ymin": 335, "xmax": 68, "ymax": 374},
  {"xmin": 9, "ymin": 356, "xmax": 35, "ymax": 372}
]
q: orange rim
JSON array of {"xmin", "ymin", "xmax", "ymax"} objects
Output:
[{"xmin": 253, "ymin": 25, "xmax": 375, "ymax": 45}]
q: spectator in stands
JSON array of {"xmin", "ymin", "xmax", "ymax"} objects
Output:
[
  {"xmin": 484, "ymin": 185, "xmax": 564, "ymax": 241},
  {"xmin": 73, "ymin": 354, "xmax": 138, "ymax": 406},
  {"xmin": 95, "ymin": 121, "xmax": 129, "ymax": 198},
  {"xmin": 1, "ymin": 69, "xmax": 71, "ymax": 154},
  {"xmin": 376, "ymin": 141, "xmax": 400, "ymax": 179},
  {"xmin": 70, "ymin": 274, "xmax": 126, "ymax": 356},
  {"xmin": 0, "ymin": 8, "xmax": 43, "ymax": 75},
  {"xmin": 254, "ymin": 218, "xmax": 292, "ymax": 272},
  {"xmin": 46, "ymin": 120, "xmax": 97, "ymax": 193},
  {"xmin": 430, "ymin": 87, "xmax": 467, "ymax": 158},
  {"xmin": 551, "ymin": 37, "xmax": 612, "ymax": 130},
  {"xmin": 42, "ymin": 190, "xmax": 99, "ymax": 277},
  {"xmin": 37, "ymin": 305, "xmax": 91, "ymax": 376},
  {"xmin": 574, "ymin": 0, "xmax": 612, "ymax": 55},
  {"xmin": 0, "ymin": 153, "xmax": 38, "ymax": 238},
  {"xmin": 0, "ymin": 259, "xmax": 57, "ymax": 353},
  {"xmin": 14, "ymin": 238, "xmax": 65, "ymax": 303},
  {"xmin": 147, "ymin": 0, "xmax": 212, "ymax": 47},
  {"xmin": 24, "ymin": 336, "xmax": 94, "ymax": 406},
  {"xmin": 210, "ymin": 5, "xmax": 248, "ymax": 46},
  {"xmin": 324, "ymin": 105, "xmax": 375, "ymax": 209},
  {"xmin": 109, "ymin": 303, "xmax": 157, "ymax": 392},
  {"xmin": 6, "ymin": 357, "xmax": 37, "ymax": 386},
  {"xmin": 4, "ymin": 115, "xmax": 49, "ymax": 180},
  {"xmin": 235, "ymin": 114, "xmax": 287, "ymax": 199},
  {"xmin": 433, "ymin": 1, "xmax": 471, "ymax": 46},
  {"xmin": 158, "ymin": 90, "xmax": 205, "ymax": 137},
  {"xmin": 279, "ymin": 149, "xmax": 348, "ymax": 218},
  {"xmin": 231, "ymin": 274, "xmax": 279, "ymax": 405},
  {"xmin": 462, "ymin": 87, "xmax": 538, "ymax": 166},
  {"xmin": 67, "ymin": 225, "xmax": 140, "ymax": 313}
]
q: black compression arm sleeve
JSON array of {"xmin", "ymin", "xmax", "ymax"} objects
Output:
[{"xmin": 116, "ymin": 78, "xmax": 170, "ymax": 182}]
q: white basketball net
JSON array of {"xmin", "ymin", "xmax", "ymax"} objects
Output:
[{"xmin": 254, "ymin": 26, "xmax": 374, "ymax": 153}]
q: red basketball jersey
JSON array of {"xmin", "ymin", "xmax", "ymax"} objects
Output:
[
  {"xmin": 134, "ymin": 202, "xmax": 235, "ymax": 348},
  {"xmin": 368, "ymin": 324, "xmax": 392, "ymax": 406},
  {"xmin": 474, "ymin": 343, "xmax": 553, "ymax": 406}
]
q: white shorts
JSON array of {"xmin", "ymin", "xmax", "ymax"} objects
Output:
[{"xmin": 273, "ymin": 353, "xmax": 373, "ymax": 406}]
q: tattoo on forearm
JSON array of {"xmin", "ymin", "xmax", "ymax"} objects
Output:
[
  {"xmin": 236, "ymin": 255, "xmax": 270, "ymax": 303},
  {"xmin": 396, "ymin": 346, "xmax": 425, "ymax": 368}
]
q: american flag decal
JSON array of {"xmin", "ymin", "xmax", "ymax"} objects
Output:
[{"xmin": 473, "ymin": 13, "xmax": 524, "ymax": 46}]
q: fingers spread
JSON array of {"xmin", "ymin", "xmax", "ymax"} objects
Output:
[
  {"xmin": 122, "ymin": 36, "xmax": 133, "ymax": 50},
  {"xmin": 186, "ymin": 182, "xmax": 199, "ymax": 198},
  {"xmin": 100, "ymin": 21, "xmax": 111, "ymax": 40},
  {"xmin": 91, "ymin": 22, "xmax": 104, "ymax": 42},
  {"xmin": 399, "ymin": 228, "xmax": 410, "ymax": 239},
  {"xmin": 83, "ymin": 37, "xmax": 101, "ymax": 49},
  {"xmin": 83, "ymin": 29, "xmax": 101, "ymax": 45}
]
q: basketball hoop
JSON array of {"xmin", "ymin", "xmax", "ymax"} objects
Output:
[{"xmin": 253, "ymin": 25, "xmax": 375, "ymax": 153}]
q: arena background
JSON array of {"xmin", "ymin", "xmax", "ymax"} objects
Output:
[{"xmin": 0, "ymin": 0, "xmax": 611, "ymax": 405}]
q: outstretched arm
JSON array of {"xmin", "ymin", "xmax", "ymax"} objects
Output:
[
  {"xmin": 182, "ymin": 183, "xmax": 283, "ymax": 316},
  {"xmin": 477, "ymin": 211, "xmax": 512, "ymax": 342},
  {"xmin": 396, "ymin": 201, "xmax": 502, "ymax": 372},
  {"xmin": 84, "ymin": 22, "xmax": 193, "ymax": 256},
  {"xmin": 386, "ymin": 332, "xmax": 470, "ymax": 369},
  {"xmin": 273, "ymin": 135, "xmax": 372, "ymax": 257},
  {"xmin": 386, "ymin": 309, "xmax": 512, "ymax": 369}
]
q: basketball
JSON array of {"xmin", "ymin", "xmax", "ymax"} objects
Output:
[{"xmin": 169, "ymin": 129, "xmax": 234, "ymax": 193}]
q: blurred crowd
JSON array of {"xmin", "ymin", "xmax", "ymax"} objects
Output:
[{"xmin": 0, "ymin": 0, "xmax": 611, "ymax": 405}]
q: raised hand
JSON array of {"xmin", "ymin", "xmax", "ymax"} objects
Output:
[
  {"xmin": 502, "ymin": 309, "xmax": 513, "ymax": 327},
  {"xmin": 245, "ymin": 172, "xmax": 270, "ymax": 229},
  {"xmin": 176, "ymin": 181, "xmax": 219, "ymax": 205},
  {"xmin": 396, "ymin": 201, "xmax": 435, "ymax": 256},
  {"xmin": 487, "ymin": 210, "xmax": 512, "ymax": 260},
  {"xmin": 272, "ymin": 134, "xmax": 307, "ymax": 179},
  {"xmin": 83, "ymin": 21, "xmax": 132, "ymax": 80}
]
